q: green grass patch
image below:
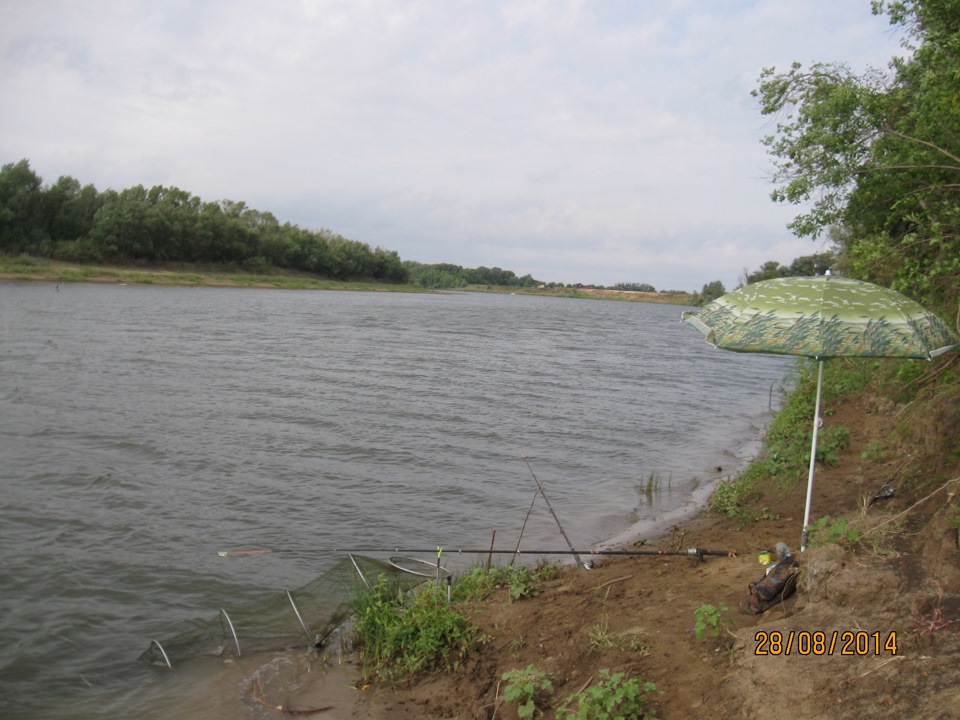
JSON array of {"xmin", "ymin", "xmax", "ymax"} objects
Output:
[
  {"xmin": 708, "ymin": 359, "xmax": 863, "ymax": 522},
  {"xmin": 450, "ymin": 561, "xmax": 562, "ymax": 604},
  {"xmin": 352, "ymin": 561, "xmax": 563, "ymax": 683},
  {"xmin": 352, "ymin": 577, "xmax": 478, "ymax": 683},
  {"xmin": 0, "ymin": 253, "xmax": 428, "ymax": 293}
]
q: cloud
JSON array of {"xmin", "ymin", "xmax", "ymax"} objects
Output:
[{"xmin": 0, "ymin": 0, "xmax": 902, "ymax": 289}]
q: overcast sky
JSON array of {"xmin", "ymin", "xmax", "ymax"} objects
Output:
[{"xmin": 1, "ymin": 1, "xmax": 903, "ymax": 290}]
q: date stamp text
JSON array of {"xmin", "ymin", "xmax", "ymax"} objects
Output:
[{"xmin": 754, "ymin": 630, "xmax": 898, "ymax": 656}]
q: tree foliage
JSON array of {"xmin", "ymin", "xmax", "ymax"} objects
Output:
[
  {"xmin": 753, "ymin": 0, "xmax": 960, "ymax": 313},
  {"xmin": 0, "ymin": 160, "xmax": 408, "ymax": 283},
  {"xmin": 403, "ymin": 260, "xmax": 543, "ymax": 289},
  {"xmin": 741, "ymin": 252, "xmax": 837, "ymax": 285},
  {"xmin": 611, "ymin": 282, "xmax": 657, "ymax": 292}
]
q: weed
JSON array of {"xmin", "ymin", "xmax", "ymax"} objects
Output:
[
  {"xmin": 948, "ymin": 504, "xmax": 960, "ymax": 530},
  {"xmin": 693, "ymin": 603, "xmax": 732, "ymax": 640},
  {"xmin": 449, "ymin": 562, "xmax": 559, "ymax": 604},
  {"xmin": 502, "ymin": 664, "xmax": 554, "ymax": 719},
  {"xmin": 351, "ymin": 577, "xmax": 477, "ymax": 683},
  {"xmin": 806, "ymin": 515, "xmax": 859, "ymax": 548},
  {"xmin": 557, "ymin": 669, "xmax": 660, "ymax": 720},
  {"xmin": 508, "ymin": 633, "xmax": 527, "ymax": 659},
  {"xmin": 860, "ymin": 439, "xmax": 888, "ymax": 462},
  {"xmin": 708, "ymin": 472, "xmax": 760, "ymax": 523},
  {"xmin": 509, "ymin": 571, "xmax": 541, "ymax": 602},
  {"xmin": 450, "ymin": 565, "xmax": 508, "ymax": 602},
  {"xmin": 532, "ymin": 559, "xmax": 563, "ymax": 581},
  {"xmin": 637, "ymin": 472, "xmax": 667, "ymax": 504},
  {"xmin": 817, "ymin": 425, "xmax": 852, "ymax": 464},
  {"xmin": 624, "ymin": 631, "xmax": 651, "ymax": 655},
  {"xmin": 587, "ymin": 623, "xmax": 618, "ymax": 654}
]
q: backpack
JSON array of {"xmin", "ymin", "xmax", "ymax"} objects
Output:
[{"xmin": 740, "ymin": 555, "xmax": 800, "ymax": 615}]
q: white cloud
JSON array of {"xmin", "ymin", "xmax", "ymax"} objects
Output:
[{"xmin": 0, "ymin": 0, "xmax": 902, "ymax": 289}]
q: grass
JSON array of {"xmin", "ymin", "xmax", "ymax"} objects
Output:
[
  {"xmin": 637, "ymin": 472, "xmax": 669, "ymax": 504},
  {"xmin": 1, "ymin": 254, "xmax": 696, "ymax": 303},
  {"xmin": 351, "ymin": 577, "xmax": 478, "ymax": 683},
  {"xmin": 707, "ymin": 359, "xmax": 862, "ymax": 524},
  {"xmin": 707, "ymin": 352, "xmax": 959, "ymax": 530},
  {"xmin": 0, "ymin": 253, "xmax": 426, "ymax": 293},
  {"xmin": 352, "ymin": 560, "xmax": 563, "ymax": 683}
]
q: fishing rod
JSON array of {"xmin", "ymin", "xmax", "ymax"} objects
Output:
[
  {"xmin": 520, "ymin": 450, "xmax": 588, "ymax": 570},
  {"xmin": 217, "ymin": 547, "xmax": 735, "ymax": 559}
]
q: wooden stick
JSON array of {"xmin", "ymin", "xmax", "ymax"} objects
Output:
[
  {"xmin": 864, "ymin": 476, "xmax": 960, "ymax": 536},
  {"xmin": 597, "ymin": 574, "xmax": 633, "ymax": 590},
  {"xmin": 843, "ymin": 655, "xmax": 906, "ymax": 685}
]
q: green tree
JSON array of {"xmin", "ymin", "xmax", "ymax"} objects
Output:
[
  {"xmin": 0, "ymin": 159, "xmax": 44, "ymax": 252},
  {"xmin": 45, "ymin": 177, "xmax": 103, "ymax": 261},
  {"xmin": 701, "ymin": 280, "xmax": 726, "ymax": 302},
  {"xmin": 753, "ymin": 0, "xmax": 960, "ymax": 312},
  {"xmin": 742, "ymin": 252, "xmax": 836, "ymax": 285}
]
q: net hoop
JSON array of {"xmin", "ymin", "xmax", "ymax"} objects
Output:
[{"xmin": 388, "ymin": 556, "xmax": 452, "ymax": 579}]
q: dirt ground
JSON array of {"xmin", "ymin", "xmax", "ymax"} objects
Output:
[{"xmin": 247, "ymin": 388, "xmax": 960, "ymax": 720}]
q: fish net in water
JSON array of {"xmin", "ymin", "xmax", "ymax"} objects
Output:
[{"xmin": 140, "ymin": 554, "xmax": 424, "ymax": 668}]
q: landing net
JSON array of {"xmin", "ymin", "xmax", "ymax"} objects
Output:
[{"xmin": 139, "ymin": 554, "xmax": 423, "ymax": 668}]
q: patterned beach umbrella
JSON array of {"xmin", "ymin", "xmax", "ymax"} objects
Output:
[{"xmin": 681, "ymin": 274, "xmax": 959, "ymax": 549}]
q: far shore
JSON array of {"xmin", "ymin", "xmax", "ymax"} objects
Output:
[{"xmin": 0, "ymin": 256, "xmax": 695, "ymax": 304}]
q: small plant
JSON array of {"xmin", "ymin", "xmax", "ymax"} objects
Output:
[
  {"xmin": 806, "ymin": 515, "xmax": 859, "ymax": 548},
  {"xmin": 508, "ymin": 633, "xmax": 527, "ymax": 659},
  {"xmin": 817, "ymin": 425, "xmax": 851, "ymax": 464},
  {"xmin": 693, "ymin": 602, "xmax": 731, "ymax": 640},
  {"xmin": 708, "ymin": 472, "xmax": 761, "ymax": 524},
  {"xmin": 502, "ymin": 664, "xmax": 554, "ymax": 719},
  {"xmin": 557, "ymin": 669, "xmax": 659, "ymax": 719},
  {"xmin": 586, "ymin": 622, "xmax": 650, "ymax": 656},
  {"xmin": 947, "ymin": 504, "xmax": 960, "ymax": 530},
  {"xmin": 637, "ymin": 472, "xmax": 666, "ymax": 504},
  {"xmin": 510, "ymin": 574, "xmax": 541, "ymax": 602},
  {"xmin": 587, "ymin": 623, "xmax": 618, "ymax": 653},
  {"xmin": 860, "ymin": 439, "xmax": 887, "ymax": 462},
  {"xmin": 532, "ymin": 559, "xmax": 563, "ymax": 581},
  {"xmin": 624, "ymin": 631, "xmax": 651, "ymax": 655}
]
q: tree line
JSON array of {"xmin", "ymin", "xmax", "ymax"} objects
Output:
[
  {"xmin": 402, "ymin": 261, "xmax": 545, "ymax": 289},
  {"xmin": 0, "ymin": 164, "xmax": 699, "ymax": 294},
  {"xmin": 0, "ymin": 159, "xmax": 408, "ymax": 282}
]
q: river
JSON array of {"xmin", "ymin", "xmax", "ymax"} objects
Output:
[{"xmin": 0, "ymin": 282, "xmax": 794, "ymax": 718}]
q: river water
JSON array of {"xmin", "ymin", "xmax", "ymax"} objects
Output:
[{"xmin": 0, "ymin": 282, "xmax": 794, "ymax": 718}]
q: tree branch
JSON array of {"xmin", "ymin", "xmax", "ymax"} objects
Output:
[{"xmin": 881, "ymin": 126, "xmax": 960, "ymax": 165}]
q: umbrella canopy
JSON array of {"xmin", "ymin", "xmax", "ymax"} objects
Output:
[
  {"xmin": 682, "ymin": 275, "xmax": 957, "ymax": 360},
  {"xmin": 682, "ymin": 274, "xmax": 959, "ymax": 549}
]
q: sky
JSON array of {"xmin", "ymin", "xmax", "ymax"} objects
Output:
[{"xmin": 0, "ymin": 1, "xmax": 905, "ymax": 291}]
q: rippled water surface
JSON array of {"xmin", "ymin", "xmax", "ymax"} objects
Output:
[{"xmin": 0, "ymin": 282, "xmax": 795, "ymax": 717}]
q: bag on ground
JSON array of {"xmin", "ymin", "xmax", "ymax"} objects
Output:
[{"xmin": 740, "ymin": 554, "xmax": 800, "ymax": 615}]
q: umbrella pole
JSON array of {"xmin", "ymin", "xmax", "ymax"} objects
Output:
[{"xmin": 801, "ymin": 360, "xmax": 825, "ymax": 551}]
